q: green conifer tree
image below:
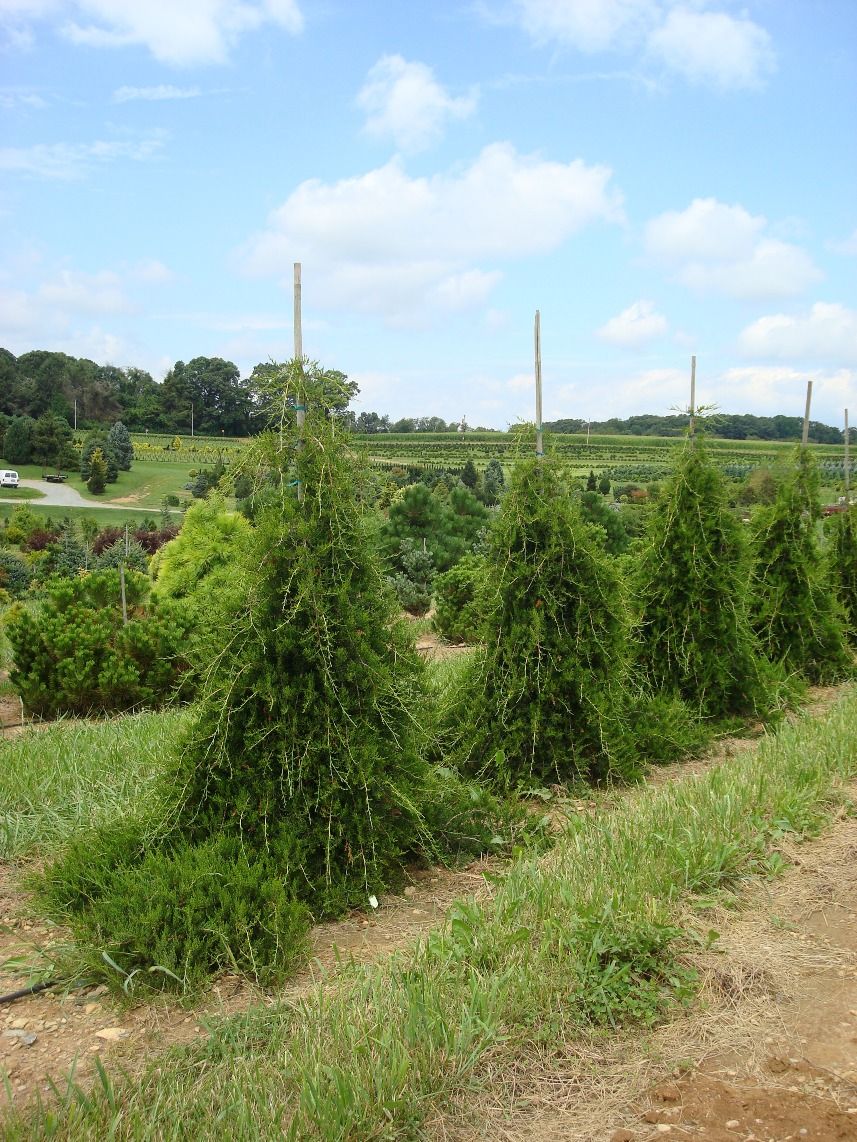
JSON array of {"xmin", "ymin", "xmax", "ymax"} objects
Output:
[
  {"xmin": 447, "ymin": 456, "xmax": 638, "ymax": 787},
  {"xmin": 827, "ymin": 506, "xmax": 857, "ymax": 646},
  {"xmin": 752, "ymin": 448, "xmax": 852, "ymax": 681},
  {"xmin": 87, "ymin": 448, "xmax": 108, "ymax": 494},
  {"xmin": 635, "ymin": 437, "xmax": 772, "ymax": 717}
]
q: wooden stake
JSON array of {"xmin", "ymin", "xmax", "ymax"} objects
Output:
[
  {"xmin": 294, "ymin": 262, "xmax": 305, "ymax": 503},
  {"xmin": 534, "ymin": 310, "xmax": 543, "ymax": 459},
  {"xmin": 689, "ymin": 355, "xmax": 696, "ymax": 438},
  {"xmin": 119, "ymin": 563, "xmax": 128, "ymax": 627},
  {"xmin": 801, "ymin": 379, "xmax": 813, "ymax": 447},
  {"xmin": 845, "ymin": 408, "xmax": 851, "ymax": 498}
]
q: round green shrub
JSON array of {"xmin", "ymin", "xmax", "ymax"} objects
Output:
[{"xmin": 432, "ymin": 554, "xmax": 488, "ymax": 644}]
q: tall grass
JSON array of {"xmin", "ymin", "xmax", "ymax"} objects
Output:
[
  {"xmin": 5, "ymin": 689, "xmax": 855, "ymax": 1140},
  {"xmin": 0, "ymin": 710, "xmax": 186, "ymax": 860}
]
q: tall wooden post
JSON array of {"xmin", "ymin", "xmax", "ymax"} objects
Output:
[
  {"xmin": 534, "ymin": 310, "xmax": 543, "ymax": 459},
  {"xmin": 845, "ymin": 408, "xmax": 851, "ymax": 498},
  {"xmin": 294, "ymin": 262, "xmax": 305, "ymax": 502},
  {"xmin": 689, "ymin": 355, "xmax": 696, "ymax": 438},
  {"xmin": 801, "ymin": 380, "xmax": 813, "ymax": 448}
]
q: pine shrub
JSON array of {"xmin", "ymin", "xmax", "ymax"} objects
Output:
[
  {"xmin": 6, "ymin": 570, "xmax": 193, "ymax": 716},
  {"xmin": 432, "ymin": 554, "xmax": 488, "ymax": 644},
  {"xmin": 445, "ymin": 456, "xmax": 638, "ymax": 787},
  {"xmin": 752, "ymin": 449, "xmax": 852, "ymax": 681}
]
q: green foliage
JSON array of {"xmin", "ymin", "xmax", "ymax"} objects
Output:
[
  {"xmin": 635, "ymin": 437, "xmax": 774, "ymax": 718},
  {"xmin": 81, "ymin": 434, "xmax": 118, "ymax": 484},
  {"xmin": 752, "ymin": 449, "xmax": 852, "ymax": 681},
  {"xmin": 381, "ymin": 481, "xmax": 489, "ymax": 578},
  {"xmin": 481, "ymin": 457, "xmax": 505, "ymax": 506},
  {"xmin": 94, "ymin": 536, "xmax": 149, "ymax": 573},
  {"xmin": 106, "ymin": 421, "xmax": 134, "ymax": 470},
  {"xmin": 460, "ymin": 458, "xmax": 478, "ymax": 489},
  {"xmin": 36, "ymin": 824, "xmax": 311, "ymax": 990},
  {"xmin": 445, "ymin": 457, "xmax": 638, "ymax": 787},
  {"xmin": 48, "ymin": 521, "xmax": 88, "ymax": 577},
  {"xmin": 388, "ymin": 538, "xmax": 435, "ymax": 615},
  {"xmin": 597, "ymin": 472, "xmax": 611, "ymax": 496},
  {"xmin": 32, "ymin": 412, "xmax": 76, "ymax": 473},
  {"xmin": 827, "ymin": 506, "xmax": 857, "ymax": 645},
  {"xmin": 86, "ymin": 447, "xmax": 108, "ymax": 494},
  {"xmin": 580, "ymin": 490, "xmax": 629, "ymax": 555},
  {"xmin": 0, "ymin": 549, "xmax": 31, "ymax": 597},
  {"xmin": 29, "ymin": 360, "xmax": 489, "ymax": 992},
  {"xmin": 432, "ymin": 553, "xmax": 488, "ymax": 643},
  {"xmin": 6, "ymin": 569, "xmax": 192, "ymax": 716},
  {"xmin": 2, "ymin": 415, "xmax": 35, "ymax": 465}
]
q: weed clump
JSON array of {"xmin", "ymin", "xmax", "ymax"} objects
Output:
[{"xmin": 444, "ymin": 456, "xmax": 638, "ymax": 788}]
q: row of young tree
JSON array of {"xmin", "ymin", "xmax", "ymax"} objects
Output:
[
  {"xmin": 546, "ymin": 411, "xmax": 854, "ymax": 444},
  {"xmin": 6, "ymin": 362, "xmax": 856, "ymax": 990}
]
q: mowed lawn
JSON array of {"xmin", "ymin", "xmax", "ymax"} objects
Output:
[{"xmin": 2, "ymin": 461, "xmax": 198, "ymax": 510}]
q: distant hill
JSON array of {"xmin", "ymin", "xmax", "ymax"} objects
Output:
[{"xmin": 544, "ymin": 413, "xmax": 847, "ymax": 445}]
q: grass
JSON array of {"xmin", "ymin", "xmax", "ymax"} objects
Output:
[
  {"xmin": 0, "ymin": 503, "xmax": 171, "ymax": 527},
  {"xmin": 0, "ymin": 709, "xmax": 187, "ymax": 860},
  {"xmin": 2, "ymin": 688, "xmax": 855, "ymax": 1139},
  {"xmin": 4, "ymin": 462, "xmax": 197, "ymax": 510},
  {"xmin": 0, "ymin": 486, "xmax": 45, "ymax": 501}
]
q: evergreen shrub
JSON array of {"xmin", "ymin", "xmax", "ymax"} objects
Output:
[
  {"xmin": 37, "ymin": 364, "xmax": 499, "ymax": 990},
  {"xmin": 634, "ymin": 437, "xmax": 777, "ymax": 719},
  {"xmin": 827, "ymin": 506, "xmax": 857, "ymax": 645},
  {"xmin": 6, "ymin": 570, "xmax": 192, "ymax": 716},
  {"xmin": 444, "ymin": 456, "xmax": 638, "ymax": 787},
  {"xmin": 752, "ymin": 449, "xmax": 852, "ymax": 681},
  {"xmin": 432, "ymin": 554, "xmax": 487, "ymax": 643}
]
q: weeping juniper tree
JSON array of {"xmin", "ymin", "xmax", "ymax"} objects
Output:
[
  {"xmin": 752, "ymin": 448, "xmax": 852, "ymax": 681},
  {"xmin": 165, "ymin": 363, "xmax": 455, "ymax": 908},
  {"xmin": 828, "ymin": 506, "xmax": 857, "ymax": 646},
  {"xmin": 37, "ymin": 363, "xmax": 495, "ymax": 987},
  {"xmin": 445, "ymin": 454, "xmax": 638, "ymax": 788},
  {"xmin": 634, "ymin": 436, "xmax": 773, "ymax": 719}
]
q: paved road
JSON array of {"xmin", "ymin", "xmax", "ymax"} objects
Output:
[{"xmin": 0, "ymin": 479, "xmax": 162, "ymax": 512}]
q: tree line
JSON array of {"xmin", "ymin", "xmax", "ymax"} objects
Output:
[{"xmin": 545, "ymin": 412, "xmax": 851, "ymax": 444}]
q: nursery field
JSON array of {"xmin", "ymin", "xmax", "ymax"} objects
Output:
[
  {"xmin": 1, "ymin": 686, "xmax": 857, "ymax": 1138},
  {"xmin": 357, "ymin": 430, "xmax": 853, "ymax": 487}
]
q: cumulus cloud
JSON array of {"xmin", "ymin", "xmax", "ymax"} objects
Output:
[
  {"xmin": 497, "ymin": 0, "xmax": 775, "ymax": 89},
  {"xmin": 719, "ymin": 366, "xmax": 854, "ymax": 420},
  {"xmin": 597, "ymin": 298, "xmax": 668, "ymax": 347},
  {"xmin": 38, "ymin": 268, "xmax": 131, "ymax": 315},
  {"xmin": 357, "ymin": 55, "xmax": 477, "ymax": 153},
  {"xmin": 0, "ymin": 130, "xmax": 166, "ymax": 179},
  {"xmin": 829, "ymin": 228, "xmax": 857, "ymax": 257},
  {"xmin": 2, "ymin": 0, "xmax": 303, "ymax": 66},
  {"xmin": 644, "ymin": 197, "xmax": 821, "ymax": 299},
  {"xmin": 112, "ymin": 84, "xmax": 201, "ymax": 102},
  {"xmin": 738, "ymin": 303, "xmax": 857, "ymax": 365},
  {"xmin": 239, "ymin": 143, "xmax": 623, "ymax": 323},
  {"xmin": 647, "ymin": 7, "xmax": 775, "ymax": 90}
]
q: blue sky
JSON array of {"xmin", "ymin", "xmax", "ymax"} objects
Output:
[{"xmin": 1, "ymin": 0, "xmax": 855, "ymax": 430}]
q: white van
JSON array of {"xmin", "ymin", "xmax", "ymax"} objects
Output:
[{"xmin": 0, "ymin": 470, "xmax": 20, "ymax": 488}]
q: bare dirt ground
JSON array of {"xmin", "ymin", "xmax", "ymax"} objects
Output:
[{"xmin": 2, "ymin": 687, "xmax": 856, "ymax": 1140}]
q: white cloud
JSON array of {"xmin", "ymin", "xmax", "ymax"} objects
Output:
[
  {"xmin": 647, "ymin": 7, "xmax": 775, "ymax": 90},
  {"xmin": 0, "ymin": 130, "xmax": 166, "ymax": 178},
  {"xmin": 496, "ymin": 1, "xmax": 775, "ymax": 90},
  {"xmin": 509, "ymin": 0, "xmax": 658, "ymax": 53},
  {"xmin": 644, "ymin": 197, "xmax": 821, "ymax": 299},
  {"xmin": 738, "ymin": 303, "xmax": 857, "ymax": 365},
  {"xmin": 719, "ymin": 366, "xmax": 854, "ymax": 418},
  {"xmin": 358, "ymin": 55, "xmax": 477, "ymax": 153},
  {"xmin": 131, "ymin": 258, "xmax": 175, "ymax": 284},
  {"xmin": 38, "ymin": 268, "xmax": 131, "ymax": 315},
  {"xmin": 239, "ymin": 143, "xmax": 622, "ymax": 323},
  {"xmin": 507, "ymin": 371, "xmax": 534, "ymax": 391},
  {"xmin": 112, "ymin": 84, "xmax": 201, "ymax": 102},
  {"xmin": 597, "ymin": 298, "xmax": 668, "ymax": 347},
  {"xmin": 0, "ymin": 87, "xmax": 47, "ymax": 109},
  {"xmin": 1, "ymin": 1, "xmax": 303, "ymax": 66}
]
